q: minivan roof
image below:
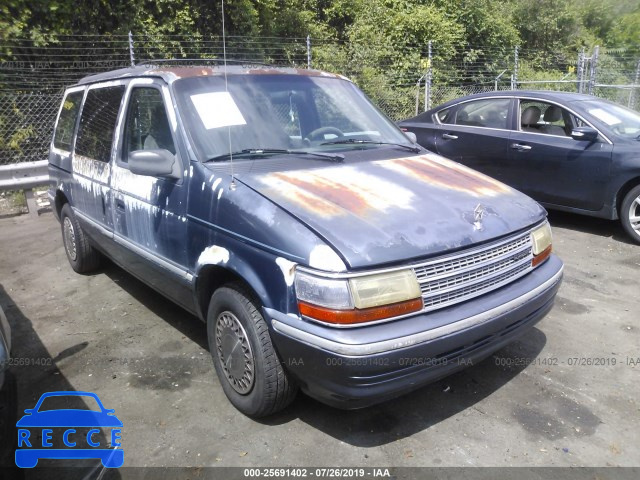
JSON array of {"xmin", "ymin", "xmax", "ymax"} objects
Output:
[{"xmin": 76, "ymin": 63, "xmax": 347, "ymax": 87}]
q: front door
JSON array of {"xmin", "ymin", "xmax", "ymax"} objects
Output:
[
  {"xmin": 508, "ymin": 99, "xmax": 613, "ymax": 211},
  {"xmin": 110, "ymin": 81, "xmax": 191, "ymax": 305}
]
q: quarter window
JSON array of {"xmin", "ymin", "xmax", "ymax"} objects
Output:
[
  {"xmin": 123, "ymin": 87, "xmax": 175, "ymax": 161},
  {"xmin": 436, "ymin": 108, "xmax": 451, "ymax": 123},
  {"xmin": 53, "ymin": 91, "xmax": 84, "ymax": 151},
  {"xmin": 75, "ymin": 86, "xmax": 125, "ymax": 162},
  {"xmin": 447, "ymin": 99, "xmax": 510, "ymax": 129}
]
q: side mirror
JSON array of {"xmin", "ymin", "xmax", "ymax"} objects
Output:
[
  {"xmin": 402, "ymin": 130, "xmax": 417, "ymax": 143},
  {"xmin": 571, "ymin": 127, "xmax": 598, "ymax": 142},
  {"xmin": 128, "ymin": 149, "xmax": 180, "ymax": 179}
]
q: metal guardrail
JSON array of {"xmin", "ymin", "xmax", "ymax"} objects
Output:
[{"xmin": 0, "ymin": 160, "xmax": 49, "ymax": 217}]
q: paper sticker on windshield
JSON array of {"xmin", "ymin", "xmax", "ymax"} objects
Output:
[
  {"xmin": 190, "ymin": 92, "xmax": 246, "ymax": 129},
  {"xmin": 588, "ymin": 108, "xmax": 620, "ymax": 126}
]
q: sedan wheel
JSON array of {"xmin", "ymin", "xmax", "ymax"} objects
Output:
[{"xmin": 621, "ymin": 185, "xmax": 640, "ymax": 244}]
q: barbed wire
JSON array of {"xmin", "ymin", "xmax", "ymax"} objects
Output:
[{"xmin": 1, "ymin": 34, "xmax": 639, "ymax": 164}]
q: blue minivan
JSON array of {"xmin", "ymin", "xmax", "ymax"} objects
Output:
[{"xmin": 48, "ymin": 64, "xmax": 563, "ymax": 417}]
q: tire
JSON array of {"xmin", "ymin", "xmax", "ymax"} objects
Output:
[
  {"xmin": 207, "ymin": 284, "xmax": 297, "ymax": 417},
  {"xmin": 60, "ymin": 204, "xmax": 101, "ymax": 273},
  {"xmin": 620, "ymin": 185, "xmax": 640, "ymax": 245}
]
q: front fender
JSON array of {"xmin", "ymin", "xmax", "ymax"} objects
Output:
[{"xmin": 193, "ymin": 235, "xmax": 298, "ymax": 321}]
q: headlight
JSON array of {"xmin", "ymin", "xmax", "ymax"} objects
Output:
[
  {"xmin": 349, "ymin": 270, "xmax": 422, "ymax": 308},
  {"xmin": 294, "ymin": 269, "xmax": 423, "ymax": 326},
  {"xmin": 530, "ymin": 221, "xmax": 553, "ymax": 267}
]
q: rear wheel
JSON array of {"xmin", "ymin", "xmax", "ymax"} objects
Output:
[
  {"xmin": 620, "ymin": 185, "xmax": 640, "ymax": 245},
  {"xmin": 207, "ymin": 284, "xmax": 297, "ymax": 417},
  {"xmin": 60, "ymin": 204, "xmax": 101, "ymax": 273}
]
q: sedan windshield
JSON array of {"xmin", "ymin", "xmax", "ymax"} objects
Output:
[
  {"xmin": 583, "ymin": 100, "xmax": 640, "ymax": 139},
  {"xmin": 172, "ymin": 73, "xmax": 412, "ymax": 161}
]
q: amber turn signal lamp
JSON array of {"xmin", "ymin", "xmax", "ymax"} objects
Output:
[
  {"xmin": 532, "ymin": 245, "xmax": 552, "ymax": 267},
  {"xmin": 298, "ymin": 298, "xmax": 424, "ymax": 325}
]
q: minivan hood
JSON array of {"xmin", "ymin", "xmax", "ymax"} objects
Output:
[{"xmin": 238, "ymin": 153, "xmax": 546, "ymax": 270}]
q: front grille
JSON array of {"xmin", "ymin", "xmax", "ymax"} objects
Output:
[{"xmin": 413, "ymin": 231, "xmax": 533, "ymax": 312}]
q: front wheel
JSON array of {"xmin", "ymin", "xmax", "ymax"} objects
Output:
[
  {"xmin": 207, "ymin": 284, "xmax": 297, "ymax": 417},
  {"xmin": 620, "ymin": 185, "xmax": 640, "ymax": 244}
]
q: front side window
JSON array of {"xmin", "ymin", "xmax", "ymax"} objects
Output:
[
  {"xmin": 520, "ymin": 100, "xmax": 570, "ymax": 136},
  {"xmin": 75, "ymin": 85, "xmax": 125, "ymax": 162},
  {"xmin": 448, "ymin": 99, "xmax": 510, "ymax": 129},
  {"xmin": 123, "ymin": 87, "xmax": 175, "ymax": 161},
  {"xmin": 53, "ymin": 90, "xmax": 84, "ymax": 151}
]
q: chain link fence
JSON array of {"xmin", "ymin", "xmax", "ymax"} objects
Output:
[
  {"xmin": 0, "ymin": 93, "xmax": 61, "ymax": 165},
  {"xmin": 1, "ymin": 35, "xmax": 639, "ymax": 164}
]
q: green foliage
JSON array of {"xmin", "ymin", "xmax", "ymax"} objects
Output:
[
  {"xmin": 606, "ymin": 9, "xmax": 640, "ymax": 48},
  {"xmin": 2, "ymin": 0, "xmax": 640, "ymax": 141}
]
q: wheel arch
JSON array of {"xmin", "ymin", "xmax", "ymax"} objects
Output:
[
  {"xmin": 194, "ymin": 261, "xmax": 271, "ymax": 323},
  {"xmin": 54, "ymin": 188, "xmax": 70, "ymax": 218}
]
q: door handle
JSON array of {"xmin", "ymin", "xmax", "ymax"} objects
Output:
[
  {"xmin": 511, "ymin": 143, "xmax": 532, "ymax": 152},
  {"xmin": 442, "ymin": 133, "xmax": 458, "ymax": 140}
]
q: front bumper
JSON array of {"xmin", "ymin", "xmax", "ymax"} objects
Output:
[{"xmin": 267, "ymin": 254, "xmax": 563, "ymax": 409}]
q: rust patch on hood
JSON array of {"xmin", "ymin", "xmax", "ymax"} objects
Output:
[
  {"xmin": 250, "ymin": 153, "xmax": 514, "ymax": 221},
  {"xmin": 257, "ymin": 166, "xmax": 416, "ymax": 219},
  {"xmin": 377, "ymin": 154, "xmax": 513, "ymax": 197}
]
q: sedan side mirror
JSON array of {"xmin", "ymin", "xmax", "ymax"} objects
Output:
[
  {"xmin": 403, "ymin": 131, "xmax": 418, "ymax": 143},
  {"xmin": 128, "ymin": 149, "xmax": 181, "ymax": 179},
  {"xmin": 570, "ymin": 127, "xmax": 599, "ymax": 142},
  {"xmin": 400, "ymin": 128, "xmax": 417, "ymax": 143}
]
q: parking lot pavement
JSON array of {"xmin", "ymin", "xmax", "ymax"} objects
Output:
[{"xmin": 0, "ymin": 210, "xmax": 638, "ymax": 469}]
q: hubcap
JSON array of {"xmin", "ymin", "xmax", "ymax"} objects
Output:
[
  {"xmin": 63, "ymin": 217, "xmax": 77, "ymax": 261},
  {"xmin": 215, "ymin": 311, "xmax": 255, "ymax": 394},
  {"xmin": 630, "ymin": 196, "xmax": 640, "ymax": 234}
]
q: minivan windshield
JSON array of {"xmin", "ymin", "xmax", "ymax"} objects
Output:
[
  {"xmin": 583, "ymin": 99, "xmax": 640, "ymax": 139},
  {"xmin": 173, "ymin": 74, "xmax": 412, "ymax": 161}
]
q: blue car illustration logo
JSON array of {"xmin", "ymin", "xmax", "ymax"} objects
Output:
[{"xmin": 16, "ymin": 391, "xmax": 123, "ymax": 468}]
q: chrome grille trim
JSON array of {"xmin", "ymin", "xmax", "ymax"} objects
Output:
[{"xmin": 413, "ymin": 231, "xmax": 533, "ymax": 313}]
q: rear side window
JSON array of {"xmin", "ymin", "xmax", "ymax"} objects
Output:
[
  {"xmin": 75, "ymin": 86, "xmax": 126, "ymax": 162},
  {"xmin": 53, "ymin": 91, "xmax": 84, "ymax": 151}
]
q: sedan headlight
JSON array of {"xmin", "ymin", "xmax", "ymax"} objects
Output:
[
  {"xmin": 530, "ymin": 221, "xmax": 553, "ymax": 267},
  {"xmin": 294, "ymin": 269, "xmax": 423, "ymax": 326}
]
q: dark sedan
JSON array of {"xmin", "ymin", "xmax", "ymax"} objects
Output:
[{"xmin": 399, "ymin": 91, "xmax": 640, "ymax": 243}]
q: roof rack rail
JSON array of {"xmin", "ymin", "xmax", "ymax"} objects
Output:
[{"xmin": 137, "ymin": 58, "xmax": 272, "ymax": 68}]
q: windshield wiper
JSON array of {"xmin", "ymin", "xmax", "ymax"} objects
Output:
[
  {"xmin": 321, "ymin": 139, "xmax": 422, "ymax": 153},
  {"xmin": 205, "ymin": 148, "xmax": 344, "ymax": 163}
]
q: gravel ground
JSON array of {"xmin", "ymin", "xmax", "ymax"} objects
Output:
[{"xmin": 0, "ymin": 209, "xmax": 638, "ymax": 475}]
